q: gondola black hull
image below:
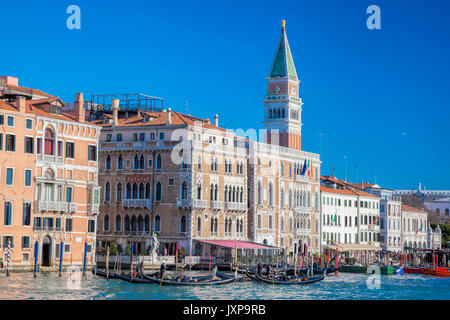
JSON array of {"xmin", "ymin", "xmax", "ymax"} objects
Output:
[
  {"xmin": 246, "ymin": 271, "xmax": 325, "ymax": 285},
  {"xmin": 143, "ymin": 274, "xmax": 235, "ymax": 286}
]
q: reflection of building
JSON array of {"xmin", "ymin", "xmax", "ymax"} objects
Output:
[
  {"xmin": 0, "ymin": 76, "xmax": 101, "ymax": 271},
  {"xmin": 401, "ymin": 204, "xmax": 428, "ymax": 250},
  {"xmin": 424, "ymin": 198, "xmax": 450, "ymax": 224},
  {"xmin": 94, "ymin": 21, "xmax": 321, "ymax": 259}
]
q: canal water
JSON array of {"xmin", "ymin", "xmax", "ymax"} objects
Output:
[{"xmin": 1, "ymin": 271, "xmax": 449, "ymax": 300}]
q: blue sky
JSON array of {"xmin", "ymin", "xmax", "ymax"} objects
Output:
[{"xmin": 1, "ymin": 0, "xmax": 449, "ymax": 190}]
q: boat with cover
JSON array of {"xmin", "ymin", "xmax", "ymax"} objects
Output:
[{"xmin": 246, "ymin": 270, "xmax": 325, "ymax": 285}]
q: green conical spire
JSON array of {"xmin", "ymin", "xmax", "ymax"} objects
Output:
[{"xmin": 269, "ymin": 20, "xmax": 298, "ymax": 79}]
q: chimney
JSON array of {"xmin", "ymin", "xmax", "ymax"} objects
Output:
[
  {"xmin": 74, "ymin": 92, "xmax": 85, "ymax": 122},
  {"xmin": 167, "ymin": 107, "xmax": 172, "ymax": 125},
  {"xmin": 16, "ymin": 96, "xmax": 26, "ymax": 114},
  {"xmin": 214, "ymin": 114, "xmax": 218, "ymax": 127},
  {"xmin": 111, "ymin": 99, "xmax": 119, "ymax": 126},
  {"xmin": 331, "ymin": 167, "xmax": 335, "ymax": 178}
]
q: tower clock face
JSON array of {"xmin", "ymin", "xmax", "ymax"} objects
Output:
[{"xmin": 274, "ymin": 86, "xmax": 280, "ymax": 94}]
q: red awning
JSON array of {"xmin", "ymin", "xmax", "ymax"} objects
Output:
[{"xmin": 197, "ymin": 240, "xmax": 277, "ymax": 250}]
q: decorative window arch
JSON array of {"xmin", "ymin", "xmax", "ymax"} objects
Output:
[
  {"xmin": 117, "ymin": 155, "xmax": 123, "ymax": 169},
  {"xmin": 106, "ymin": 155, "xmax": 111, "ymax": 170},
  {"xmin": 104, "ymin": 182, "xmax": 111, "ymax": 201},
  {"xmin": 257, "ymin": 181, "xmax": 262, "ymax": 205},
  {"xmin": 144, "ymin": 215, "xmax": 150, "ymax": 231},
  {"xmin": 126, "ymin": 183, "xmax": 132, "ymax": 199},
  {"xmin": 131, "ymin": 215, "xmax": 137, "ymax": 231},
  {"xmin": 22, "ymin": 202, "xmax": 31, "ymax": 226},
  {"xmin": 134, "ymin": 155, "xmax": 139, "ymax": 169},
  {"xmin": 145, "ymin": 183, "xmax": 151, "ymax": 199},
  {"xmin": 116, "ymin": 183, "xmax": 122, "ymax": 201},
  {"xmin": 132, "ymin": 183, "xmax": 138, "ymax": 199},
  {"xmin": 156, "ymin": 154, "xmax": 162, "ymax": 169},
  {"xmin": 104, "ymin": 215, "xmax": 109, "ymax": 231},
  {"xmin": 154, "ymin": 215, "xmax": 161, "ymax": 232},
  {"xmin": 197, "ymin": 216, "xmax": 202, "ymax": 234},
  {"xmin": 139, "ymin": 155, "xmax": 145, "ymax": 169},
  {"xmin": 139, "ymin": 183, "xmax": 145, "ymax": 199},
  {"xmin": 115, "ymin": 215, "xmax": 121, "ymax": 231},
  {"xmin": 180, "ymin": 216, "xmax": 186, "ymax": 233},
  {"xmin": 124, "ymin": 215, "xmax": 130, "ymax": 231},
  {"xmin": 138, "ymin": 215, "xmax": 144, "ymax": 231},
  {"xmin": 155, "ymin": 182, "xmax": 162, "ymax": 202}
]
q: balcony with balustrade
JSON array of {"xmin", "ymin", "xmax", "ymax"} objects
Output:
[
  {"xmin": 211, "ymin": 201, "xmax": 223, "ymax": 210},
  {"xmin": 37, "ymin": 154, "xmax": 64, "ymax": 164},
  {"xmin": 224, "ymin": 202, "xmax": 247, "ymax": 212},
  {"xmin": 36, "ymin": 201, "xmax": 77, "ymax": 213},
  {"xmin": 122, "ymin": 199, "xmax": 152, "ymax": 209}
]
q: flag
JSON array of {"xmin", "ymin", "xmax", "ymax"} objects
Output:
[
  {"xmin": 373, "ymin": 216, "xmax": 379, "ymax": 224},
  {"xmin": 332, "ymin": 212, "xmax": 337, "ymax": 224},
  {"xmin": 301, "ymin": 159, "xmax": 307, "ymax": 175},
  {"xmin": 307, "ymin": 160, "xmax": 311, "ymax": 175},
  {"xmin": 416, "ymin": 223, "xmax": 423, "ymax": 235}
]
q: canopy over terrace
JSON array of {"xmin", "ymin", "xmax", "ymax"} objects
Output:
[{"xmin": 194, "ymin": 240, "xmax": 280, "ymax": 264}]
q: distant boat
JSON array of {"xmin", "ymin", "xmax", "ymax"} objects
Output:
[
  {"xmin": 246, "ymin": 270, "xmax": 325, "ymax": 285},
  {"xmin": 393, "ymin": 267, "xmax": 404, "ymax": 274}
]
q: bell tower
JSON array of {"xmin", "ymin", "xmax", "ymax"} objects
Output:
[{"xmin": 263, "ymin": 20, "xmax": 303, "ymax": 150}]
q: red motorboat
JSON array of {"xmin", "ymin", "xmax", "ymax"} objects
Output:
[
  {"xmin": 419, "ymin": 267, "xmax": 450, "ymax": 277},
  {"xmin": 403, "ymin": 267, "xmax": 420, "ymax": 274}
]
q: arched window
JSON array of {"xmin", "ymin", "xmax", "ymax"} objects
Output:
[
  {"xmin": 139, "ymin": 183, "xmax": 145, "ymax": 199},
  {"xmin": 134, "ymin": 155, "xmax": 139, "ymax": 169},
  {"xmin": 156, "ymin": 154, "xmax": 162, "ymax": 169},
  {"xmin": 138, "ymin": 215, "xmax": 143, "ymax": 231},
  {"xmin": 224, "ymin": 185, "xmax": 228, "ymax": 202},
  {"xmin": 197, "ymin": 216, "xmax": 201, "ymax": 234},
  {"xmin": 214, "ymin": 218, "xmax": 218, "ymax": 233},
  {"xmin": 116, "ymin": 183, "xmax": 122, "ymax": 201},
  {"xmin": 124, "ymin": 215, "xmax": 130, "ymax": 231},
  {"xmin": 289, "ymin": 190, "xmax": 292, "ymax": 208},
  {"xmin": 106, "ymin": 155, "xmax": 111, "ymax": 170},
  {"xmin": 197, "ymin": 184, "xmax": 202, "ymax": 200},
  {"xmin": 210, "ymin": 183, "xmax": 214, "ymax": 201},
  {"xmin": 180, "ymin": 216, "xmax": 186, "ymax": 233},
  {"xmin": 144, "ymin": 215, "xmax": 150, "ymax": 231},
  {"xmin": 268, "ymin": 183, "xmax": 273, "ymax": 206},
  {"xmin": 145, "ymin": 183, "xmax": 151, "ymax": 199},
  {"xmin": 182, "ymin": 181, "xmax": 188, "ymax": 199},
  {"xmin": 214, "ymin": 184, "xmax": 218, "ymax": 201},
  {"xmin": 236, "ymin": 218, "xmax": 240, "ymax": 233},
  {"xmin": 23, "ymin": 202, "xmax": 31, "ymax": 226},
  {"xmin": 126, "ymin": 183, "xmax": 132, "ymax": 199},
  {"xmin": 131, "ymin": 215, "xmax": 137, "ymax": 231},
  {"xmin": 240, "ymin": 187, "xmax": 243, "ymax": 203},
  {"xmin": 104, "ymin": 215, "xmax": 109, "ymax": 231},
  {"xmin": 132, "ymin": 183, "xmax": 138, "ymax": 199},
  {"xmin": 307, "ymin": 191, "xmax": 311, "ymax": 207},
  {"xmin": 154, "ymin": 215, "xmax": 161, "ymax": 232},
  {"xmin": 104, "ymin": 182, "xmax": 110, "ymax": 201},
  {"xmin": 117, "ymin": 155, "xmax": 123, "ymax": 169},
  {"xmin": 257, "ymin": 181, "xmax": 262, "ymax": 205},
  {"xmin": 44, "ymin": 127, "xmax": 55, "ymax": 155},
  {"xmin": 155, "ymin": 182, "xmax": 162, "ymax": 201},
  {"xmin": 139, "ymin": 155, "xmax": 145, "ymax": 169},
  {"xmin": 115, "ymin": 215, "xmax": 121, "ymax": 231}
]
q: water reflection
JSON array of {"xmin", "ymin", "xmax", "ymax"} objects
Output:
[{"xmin": 1, "ymin": 272, "xmax": 449, "ymax": 300}]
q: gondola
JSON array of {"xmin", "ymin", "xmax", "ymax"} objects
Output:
[
  {"xmin": 216, "ymin": 271, "xmax": 251, "ymax": 282},
  {"xmin": 143, "ymin": 273, "xmax": 235, "ymax": 286},
  {"xmin": 92, "ymin": 269, "xmax": 119, "ymax": 279},
  {"xmin": 246, "ymin": 270, "xmax": 325, "ymax": 285},
  {"xmin": 116, "ymin": 273, "xmax": 155, "ymax": 283}
]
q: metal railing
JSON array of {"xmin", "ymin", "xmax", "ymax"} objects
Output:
[
  {"xmin": 211, "ymin": 201, "xmax": 223, "ymax": 210},
  {"xmin": 122, "ymin": 199, "xmax": 151, "ymax": 209}
]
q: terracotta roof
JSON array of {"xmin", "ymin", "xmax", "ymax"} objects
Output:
[
  {"xmin": 320, "ymin": 184, "xmax": 379, "ymax": 198},
  {"xmin": 1, "ymin": 84, "xmax": 54, "ymax": 98},
  {"xmin": 92, "ymin": 110, "xmax": 229, "ymax": 132},
  {"xmin": 401, "ymin": 204, "xmax": 427, "ymax": 214},
  {"xmin": 0, "ymin": 98, "xmax": 80, "ymax": 122}
]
